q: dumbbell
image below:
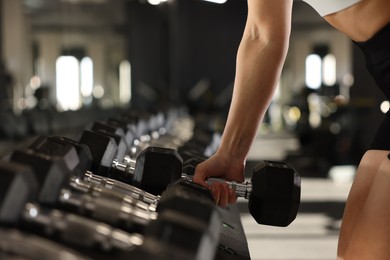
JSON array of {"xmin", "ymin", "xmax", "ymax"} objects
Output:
[
  {"xmin": 134, "ymin": 178, "xmax": 221, "ymax": 260},
  {"xmin": 5, "ymin": 139, "xmax": 158, "ymax": 232},
  {"xmin": 110, "ymin": 108, "xmax": 194, "ymax": 156},
  {"xmin": 132, "ymin": 147, "xmax": 301, "ymax": 227},
  {"xmin": 36, "ymin": 135, "xmax": 161, "ymax": 208},
  {"xmin": 87, "ymin": 108, "xmax": 176, "ymax": 157},
  {"xmin": 84, "ymin": 119, "xmax": 187, "ymax": 166},
  {"xmin": 77, "ymin": 130, "xmax": 183, "ymax": 195},
  {"xmin": 0, "ymin": 228, "xmax": 90, "ymax": 260},
  {"xmin": 178, "ymin": 130, "xmax": 222, "ymax": 158},
  {"xmin": 76, "ymin": 108, "xmax": 194, "ymax": 180},
  {"xmin": 6, "ymin": 136, "xmax": 220, "ymax": 229},
  {"xmin": 62, "ymin": 132, "xmax": 301, "ymax": 227},
  {"xmin": 41, "ymin": 135, "xmax": 220, "ymax": 223},
  {"xmin": 0, "ymin": 161, "xmax": 141, "ymax": 254},
  {"xmin": 192, "ymin": 161, "xmax": 301, "ymax": 227},
  {"xmin": 0, "ymin": 161, "xmax": 220, "ymax": 260},
  {"xmin": 86, "ymin": 121, "xmax": 131, "ymax": 163},
  {"xmin": 18, "ymin": 136, "xmax": 156, "ymax": 209},
  {"xmin": 49, "ymin": 133, "xmax": 300, "ymax": 227}
]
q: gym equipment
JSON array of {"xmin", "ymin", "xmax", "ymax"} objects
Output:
[
  {"xmin": 0, "ymin": 161, "xmax": 220, "ymax": 260},
  {"xmin": 41, "ymin": 136, "xmax": 161, "ymax": 206},
  {"xmin": 129, "ymin": 146, "xmax": 301, "ymax": 227},
  {"xmin": 3, "ymin": 136, "xmax": 221, "ymax": 228},
  {"xmin": 0, "ymin": 161, "xmax": 144, "ymax": 253},
  {"xmin": 78, "ymin": 131, "xmax": 183, "ymax": 195},
  {"xmin": 5, "ymin": 135, "xmax": 220, "ymax": 227},
  {"xmin": 5, "ymin": 140, "xmax": 158, "ymax": 231},
  {"xmin": 191, "ymin": 161, "xmax": 301, "ymax": 227},
  {"xmin": 83, "ymin": 172, "xmax": 159, "ymax": 206},
  {"xmin": 52, "ymin": 134, "xmax": 300, "ymax": 227},
  {"xmin": 0, "ymin": 107, "xmax": 256, "ymax": 260},
  {"xmin": 0, "ymin": 228, "xmax": 91, "ymax": 260},
  {"xmin": 87, "ymin": 122, "xmax": 129, "ymax": 162},
  {"xmin": 153, "ymin": 179, "xmax": 220, "ymax": 260}
]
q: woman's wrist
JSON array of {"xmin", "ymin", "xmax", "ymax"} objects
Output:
[{"xmin": 214, "ymin": 145, "xmax": 247, "ymax": 165}]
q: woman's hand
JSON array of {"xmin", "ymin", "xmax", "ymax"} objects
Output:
[{"xmin": 193, "ymin": 152, "xmax": 245, "ymax": 207}]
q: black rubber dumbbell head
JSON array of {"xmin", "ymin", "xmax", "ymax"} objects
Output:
[
  {"xmin": 249, "ymin": 161, "xmax": 301, "ymax": 227},
  {"xmin": 145, "ymin": 210, "xmax": 218, "ymax": 260},
  {"xmin": 0, "ymin": 161, "xmax": 38, "ymax": 225},
  {"xmin": 8, "ymin": 136, "xmax": 78, "ymax": 205},
  {"xmin": 27, "ymin": 136, "xmax": 80, "ymax": 172},
  {"xmin": 78, "ymin": 130, "xmax": 118, "ymax": 176},
  {"xmin": 158, "ymin": 179, "xmax": 219, "ymax": 230},
  {"xmin": 106, "ymin": 117, "xmax": 137, "ymax": 146},
  {"xmin": 88, "ymin": 122, "xmax": 128, "ymax": 162},
  {"xmin": 48, "ymin": 136, "xmax": 93, "ymax": 177},
  {"xmin": 132, "ymin": 146, "xmax": 183, "ymax": 195}
]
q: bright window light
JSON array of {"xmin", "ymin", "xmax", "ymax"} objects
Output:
[
  {"xmin": 80, "ymin": 57, "xmax": 94, "ymax": 97},
  {"xmin": 119, "ymin": 60, "xmax": 132, "ymax": 104},
  {"xmin": 203, "ymin": 0, "xmax": 227, "ymax": 3},
  {"xmin": 305, "ymin": 54, "xmax": 322, "ymax": 89},
  {"xmin": 323, "ymin": 54, "xmax": 336, "ymax": 86},
  {"xmin": 56, "ymin": 56, "xmax": 80, "ymax": 111}
]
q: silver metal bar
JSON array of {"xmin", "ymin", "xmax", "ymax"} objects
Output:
[
  {"xmin": 23, "ymin": 203, "xmax": 144, "ymax": 252},
  {"xmin": 183, "ymin": 174, "xmax": 252, "ymax": 199}
]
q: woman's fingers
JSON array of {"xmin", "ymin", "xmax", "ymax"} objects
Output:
[
  {"xmin": 210, "ymin": 183, "xmax": 236, "ymax": 207},
  {"xmin": 228, "ymin": 187, "xmax": 238, "ymax": 204}
]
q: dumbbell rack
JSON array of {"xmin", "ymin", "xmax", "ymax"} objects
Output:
[
  {"xmin": 217, "ymin": 205, "xmax": 251, "ymax": 259},
  {"xmin": 0, "ymin": 107, "xmax": 251, "ymax": 260}
]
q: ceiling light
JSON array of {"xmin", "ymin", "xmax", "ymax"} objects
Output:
[
  {"xmin": 147, "ymin": 0, "xmax": 168, "ymax": 5},
  {"xmin": 202, "ymin": 0, "xmax": 227, "ymax": 4}
]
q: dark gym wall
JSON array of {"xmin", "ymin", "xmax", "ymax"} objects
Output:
[
  {"xmin": 172, "ymin": 0, "xmax": 246, "ymax": 107},
  {"xmin": 126, "ymin": 0, "xmax": 246, "ymax": 111},
  {"xmin": 127, "ymin": 2, "xmax": 170, "ymax": 109}
]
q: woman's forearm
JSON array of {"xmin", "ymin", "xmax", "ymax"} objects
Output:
[{"xmin": 218, "ymin": 23, "xmax": 290, "ymax": 161}]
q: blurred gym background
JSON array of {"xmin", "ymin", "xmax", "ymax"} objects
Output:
[{"xmin": 0, "ymin": 0, "xmax": 387, "ymax": 259}]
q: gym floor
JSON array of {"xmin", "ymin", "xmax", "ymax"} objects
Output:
[{"xmin": 239, "ymin": 133, "xmax": 353, "ymax": 260}]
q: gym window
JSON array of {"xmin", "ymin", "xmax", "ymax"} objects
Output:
[
  {"xmin": 56, "ymin": 55, "xmax": 94, "ymax": 111},
  {"xmin": 119, "ymin": 60, "xmax": 132, "ymax": 105},
  {"xmin": 305, "ymin": 45, "xmax": 337, "ymax": 90}
]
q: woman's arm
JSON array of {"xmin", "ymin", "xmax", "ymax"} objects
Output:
[{"xmin": 193, "ymin": 0, "xmax": 294, "ymax": 206}]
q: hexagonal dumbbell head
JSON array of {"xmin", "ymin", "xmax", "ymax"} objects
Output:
[
  {"xmin": 7, "ymin": 136, "xmax": 78, "ymax": 205},
  {"xmin": 132, "ymin": 146, "xmax": 183, "ymax": 195},
  {"xmin": 249, "ymin": 161, "xmax": 301, "ymax": 227},
  {"xmin": 0, "ymin": 161, "xmax": 38, "ymax": 225},
  {"xmin": 158, "ymin": 179, "xmax": 219, "ymax": 231},
  {"xmin": 145, "ymin": 210, "xmax": 218, "ymax": 260},
  {"xmin": 48, "ymin": 136, "xmax": 93, "ymax": 177},
  {"xmin": 78, "ymin": 130, "xmax": 118, "ymax": 176}
]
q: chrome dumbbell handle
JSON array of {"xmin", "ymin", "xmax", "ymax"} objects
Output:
[
  {"xmin": 206, "ymin": 179, "xmax": 252, "ymax": 199},
  {"xmin": 183, "ymin": 174, "xmax": 252, "ymax": 199},
  {"xmin": 111, "ymin": 159, "xmax": 135, "ymax": 179},
  {"xmin": 23, "ymin": 203, "xmax": 144, "ymax": 251},
  {"xmin": 59, "ymin": 189, "xmax": 157, "ymax": 227},
  {"xmin": 83, "ymin": 171, "xmax": 159, "ymax": 205},
  {"xmin": 0, "ymin": 228, "xmax": 91, "ymax": 260},
  {"xmin": 69, "ymin": 176, "xmax": 157, "ymax": 212}
]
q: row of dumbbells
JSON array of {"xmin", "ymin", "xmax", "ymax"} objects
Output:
[
  {"xmin": 0, "ymin": 108, "xmax": 228, "ymax": 259},
  {"xmin": 0, "ymin": 107, "xmax": 301, "ymax": 259},
  {"xmin": 74, "ymin": 108, "xmax": 300, "ymax": 228}
]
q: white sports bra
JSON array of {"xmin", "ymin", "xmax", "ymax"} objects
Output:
[{"xmin": 302, "ymin": 0, "xmax": 362, "ymax": 17}]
